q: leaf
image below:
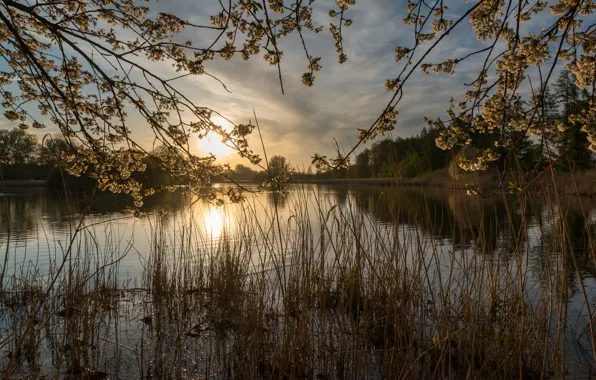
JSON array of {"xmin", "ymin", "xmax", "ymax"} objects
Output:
[{"xmin": 325, "ymin": 204, "xmax": 338, "ymax": 222}]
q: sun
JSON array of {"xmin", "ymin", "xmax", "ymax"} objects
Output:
[{"xmin": 196, "ymin": 116, "xmax": 233, "ymax": 158}]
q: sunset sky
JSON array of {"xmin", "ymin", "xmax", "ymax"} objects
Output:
[
  {"xmin": 125, "ymin": 0, "xmax": 495, "ymax": 168},
  {"xmin": 0, "ymin": 0, "xmax": 560, "ymax": 169}
]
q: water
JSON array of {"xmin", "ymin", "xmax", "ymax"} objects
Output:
[
  {"xmin": 2, "ymin": 184, "xmax": 596, "ymax": 296},
  {"xmin": 1, "ymin": 184, "xmax": 596, "ymax": 377}
]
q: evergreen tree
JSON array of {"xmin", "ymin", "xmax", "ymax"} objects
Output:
[
  {"xmin": 354, "ymin": 149, "xmax": 371, "ymax": 178},
  {"xmin": 507, "ymin": 130, "xmax": 542, "ymax": 172},
  {"xmin": 536, "ymin": 85, "xmax": 560, "ymax": 164},
  {"xmin": 554, "ymin": 70, "xmax": 592, "ymax": 170},
  {"xmin": 542, "ymin": 86, "xmax": 559, "ymax": 125}
]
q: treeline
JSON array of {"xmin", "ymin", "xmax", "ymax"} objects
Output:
[
  {"xmin": 0, "ymin": 131, "xmax": 175, "ymax": 192},
  {"xmin": 223, "ymin": 155, "xmax": 292, "ymax": 183},
  {"xmin": 288, "ymin": 128, "xmax": 452, "ymax": 181},
  {"xmin": 0, "ymin": 128, "xmax": 73, "ymax": 181},
  {"xmin": 0, "ymin": 129, "xmax": 293, "ymax": 187},
  {"xmin": 350, "ymin": 127, "xmax": 451, "ymax": 179}
]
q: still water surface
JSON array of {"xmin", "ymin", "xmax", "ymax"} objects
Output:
[
  {"xmin": 2, "ymin": 184, "xmax": 596, "ymax": 283},
  {"xmin": 3, "ymin": 185, "xmax": 596, "ymax": 288},
  {"xmin": 2, "ymin": 184, "xmax": 596, "ymax": 373}
]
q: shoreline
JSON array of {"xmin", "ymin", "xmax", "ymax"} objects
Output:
[
  {"xmin": 288, "ymin": 172, "xmax": 596, "ymax": 197},
  {"xmin": 2, "ymin": 170, "xmax": 595, "ymax": 197},
  {"xmin": 0, "ymin": 180, "xmax": 47, "ymax": 187},
  {"xmin": 289, "ymin": 177, "xmax": 451, "ymax": 187}
]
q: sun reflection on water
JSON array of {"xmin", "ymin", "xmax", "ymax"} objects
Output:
[{"xmin": 202, "ymin": 207, "xmax": 226, "ymax": 239}]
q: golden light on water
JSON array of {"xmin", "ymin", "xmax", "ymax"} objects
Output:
[
  {"xmin": 202, "ymin": 207, "xmax": 226, "ymax": 239},
  {"xmin": 196, "ymin": 116, "xmax": 233, "ymax": 158}
]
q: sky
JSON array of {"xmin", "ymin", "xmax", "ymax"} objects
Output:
[
  {"xmin": 134, "ymin": 0, "xmax": 493, "ymax": 169},
  {"xmin": 0, "ymin": 0, "xmax": 565, "ymax": 169}
]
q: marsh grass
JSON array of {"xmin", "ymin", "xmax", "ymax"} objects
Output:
[{"xmin": 0, "ymin": 183, "xmax": 595, "ymax": 379}]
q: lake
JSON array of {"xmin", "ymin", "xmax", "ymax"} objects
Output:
[{"xmin": 1, "ymin": 184, "xmax": 595, "ymax": 378}]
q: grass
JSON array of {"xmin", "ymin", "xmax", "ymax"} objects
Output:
[{"xmin": 0, "ymin": 181, "xmax": 595, "ymax": 378}]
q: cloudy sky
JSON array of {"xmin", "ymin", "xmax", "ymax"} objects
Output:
[
  {"xmin": 1, "ymin": 0, "xmax": 562, "ymax": 169},
  {"xmin": 135, "ymin": 0, "xmax": 501, "ymax": 168}
]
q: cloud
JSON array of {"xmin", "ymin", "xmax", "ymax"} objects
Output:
[
  {"xmin": 0, "ymin": 0, "xmax": 502, "ymax": 168},
  {"xmin": 151, "ymin": 0, "xmax": 498, "ymax": 166}
]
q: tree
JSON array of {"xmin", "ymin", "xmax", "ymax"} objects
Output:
[
  {"xmin": 369, "ymin": 139, "xmax": 397, "ymax": 178},
  {"xmin": 553, "ymin": 71, "xmax": 592, "ymax": 170},
  {"xmin": 420, "ymin": 127, "xmax": 449, "ymax": 170},
  {"xmin": 354, "ymin": 149, "xmax": 371, "ymax": 178},
  {"xmin": 0, "ymin": 0, "xmax": 355, "ymax": 205},
  {"xmin": 378, "ymin": 161, "xmax": 391, "ymax": 178},
  {"xmin": 505, "ymin": 130, "xmax": 543, "ymax": 172},
  {"xmin": 231, "ymin": 164, "xmax": 257, "ymax": 181},
  {"xmin": 38, "ymin": 136, "xmax": 74, "ymax": 166},
  {"xmin": 268, "ymin": 155, "xmax": 291, "ymax": 180},
  {"xmin": 396, "ymin": 152, "xmax": 428, "ymax": 178},
  {"xmin": 0, "ymin": 128, "xmax": 37, "ymax": 164},
  {"xmin": 532, "ymin": 85, "xmax": 561, "ymax": 164}
]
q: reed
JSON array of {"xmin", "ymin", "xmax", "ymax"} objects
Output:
[{"xmin": 0, "ymin": 181, "xmax": 594, "ymax": 378}]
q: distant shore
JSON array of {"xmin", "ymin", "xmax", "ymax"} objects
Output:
[
  {"xmin": 289, "ymin": 171, "xmax": 476, "ymax": 190},
  {"xmin": 1, "ymin": 170, "xmax": 595, "ymax": 197},
  {"xmin": 290, "ymin": 177, "xmax": 446, "ymax": 187},
  {"xmin": 290, "ymin": 170, "xmax": 596, "ymax": 197},
  {"xmin": 0, "ymin": 180, "xmax": 47, "ymax": 187}
]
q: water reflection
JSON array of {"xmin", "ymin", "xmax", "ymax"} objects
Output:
[
  {"xmin": 348, "ymin": 186, "xmax": 508, "ymax": 252},
  {"xmin": 330, "ymin": 186, "xmax": 349, "ymax": 206},
  {"xmin": 529, "ymin": 197, "xmax": 596, "ymax": 298},
  {"xmin": 0, "ymin": 192, "xmax": 39, "ymax": 237},
  {"xmin": 203, "ymin": 207, "xmax": 226, "ymax": 239},
  {"xmin": 3, "ymin": 184, "xmax": 596, "ymax": 377},
  {"xmin": 267, "ymin": 191, "xmax": 288, "ymax": 209},
  {"xmin": 0, "ymin": 188, "xmax": 189, "ymax": 273},
  {"xmin": 347, "ymin": 186, "xmax": 596, "ymax": 279},
  {"xmin": 3, "ymin": 184, "xmax": 596, "ymax": 290}
]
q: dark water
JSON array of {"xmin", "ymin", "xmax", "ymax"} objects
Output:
[{"xmin": 1, "ymin": 184, "xmax": 596, "ymax": 376}]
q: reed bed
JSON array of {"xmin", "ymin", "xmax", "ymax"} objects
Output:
[{"xmin": 0, "ymin": 184, "xmax": 594, "ymax": 379}]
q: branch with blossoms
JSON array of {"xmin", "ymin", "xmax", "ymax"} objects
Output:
[
  {"xmin": 0, "ymin": 0, "xmax": 355, "ymax": 205},
  {"xmin": 313, "ymin": 0, "xmax": 596, "ymax": 198}
]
